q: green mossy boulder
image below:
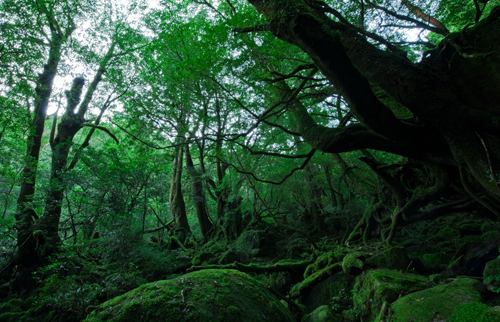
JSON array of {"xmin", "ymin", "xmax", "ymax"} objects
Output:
[
  {"xmin": 352, "ymin": 269, "xmax": 430, "ymax": 321},
  {"xmin": 448, "ymin": 302, "xmax": 500, "ymax": 322},
  {"xmin": 484, "ymin": 258, "xmax": 500, "ymax": 292},
  {"xmin": 389, "ymin": 277, "xmax": 486, "ymax": 322},
  {"xmin": 302, "ymin": 305, "xmax": 342, "ymax": 322},
  {"xmin": 366, "ymin": 247, "xmax": 411, "ymax": 271},
  {"xmin": 85, "ymin": 269, "xmax": 294, "ymax": 322},
  {"xmin": 421, "ymin": 251, "xmax": 454, "ymax": 273},
  {"xmin": 342, "ymin": 253, "xmax": 364, "ymax": 276}
]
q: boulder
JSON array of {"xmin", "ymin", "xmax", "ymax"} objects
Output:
[
  {"xmin": 302, "ymin": 305, "xmax": 342, "ymax": 322},
  {"xmin": 85, "ymin": 269, "xmax": 294, "ymax": 322},
  {"xmin": 484, "ymin": 258, "xmax": 500, "ymax": 292},
  {"xmin": 388, "ymin": 277, "xmax": 486, "ymax": 322},
  {"xmin": 341, "ymin": 253, "xmax": 365, "ymax": 276},
  {"xmin": 352, "ymin": 269, "xmax": 430, "ymax": 321}
]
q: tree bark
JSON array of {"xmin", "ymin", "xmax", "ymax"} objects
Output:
[
  {"xmin": 38, "ymin": 42, "xmax": 116, "ymax": 243},
  {"xmin": 13, "ymin": 6, "xmax": 75, "ymax": 291},
  {"xmin": 185, "ymin": 144, "xmax": 212, "ymax": 241},
  {"xmin": 169, "ymin": 142, "xmax": 191, "ymax": 240}
]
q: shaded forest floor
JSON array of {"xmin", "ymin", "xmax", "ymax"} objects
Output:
[{"xmin": 2, "ymin": 212, "xmax": 500, "ymax": 321}]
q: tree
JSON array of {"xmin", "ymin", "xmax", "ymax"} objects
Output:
[{"xmin": 239, "ymin": 0, "xmax": 500, "ymax": 242}]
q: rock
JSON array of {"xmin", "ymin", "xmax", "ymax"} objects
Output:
[
  {"xmin": 85, "ymin": 269, "xmax": 294, "ymax": 322},
  {"xmin": 366, "ymin": 247, "xmax": 411, "ymax": 271},
  {"xmin": 420, "ymin": 251, "xmax": 454, "ymax": 273},
  {"xmin": 302, "ymin": 305, "xmax": 342, "ymax": 322},
  {"xmin": 342, "ymin": 253, "xmax": 364, "ymax": 276},
  {"xmin": 352, "ymin": 269, "xmax": 430, "ymax": 321},
  {"xmin": 484, "ymin": 258, "xmax": 500, "ymax": 292},
  {"xmin": 389, "ymin": 277, "xmax": 486, "ymax": 322},
  {"xmin": 302, "ymin": 272, "xmax": 355, "ymax": 313},
  {"xmin": 447, "ymin": 302, "xmax": 500, "ymax": 322},
  {"xmin": 451, "ymin": 239, "xmax": 500, "ymax": 276}
]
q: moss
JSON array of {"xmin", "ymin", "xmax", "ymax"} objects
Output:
[
  {"xmin": 341, "ymin": 253, "xmax": 364, "ymax": 275},
  {"xmin": 304, "ymin": 251, "xmax": 341, "ymax": 278},
  {"xmin": 390, "ymin": 277, "xmax": 485, "ymax": 321},
  {"xmin": 448, "ymin": 302, "xmax": 496, "ymax": 322},
  {"xmin": 291, "ymin": 263, "xmax": 342, "ymax": 299},
  {"xmin": 84, "ymin": 269, "xmax": 294, "ymax": 322},
  {"xmin": 352, "ymin": 269, "xmax": 429, "ymax": 321},
  {"xmin": 302, "ymin": 305, "xmax": 341, "ymax": 322},
  {"xmin": 421, "ymin": 251, "xmax": 454, "ymax": 272},
  {"xmin": 484, "ymin": 258, "xmax": 500, "ymax": 292}
]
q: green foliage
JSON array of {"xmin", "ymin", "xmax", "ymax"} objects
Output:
[{"xmin": 31, "ymin": 248, "xmax": 103, "ymax": 321}]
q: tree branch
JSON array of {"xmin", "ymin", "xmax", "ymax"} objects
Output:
[
  {"xmin": 233, "ymin": 24, "xmax": 269, "ymax": 33},
  {"xmin": 82, "ymin": 124, "xmax": 119, "ymax": 144}
]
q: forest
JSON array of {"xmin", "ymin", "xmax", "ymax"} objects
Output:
[{"xmin": 1, "ymin": 0, "xmax": 500, "ymax": 321}]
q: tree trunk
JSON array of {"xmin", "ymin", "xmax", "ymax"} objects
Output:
[
  {"xmin": 13, "ymin": 21, "xmax": 73, "ymax": 292},
  {"xmin": 185, "ymin": 144, "xmax": 212, "ymax": 241},
  {"xmin": 39, "ymin": 42, "xmax": 116, "ymax": 243},
  {"xmin": 169, "ymin": 143, "xmax": 191, "ymax": 241}
]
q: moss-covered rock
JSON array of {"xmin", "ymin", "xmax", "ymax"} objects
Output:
[
  {"xmin": 302, "ymin": 272, "xmax": 356, "ymax": 313},
  {"xmin": 448, "ymin": 302, "xmax": 500, "ymax": 322},
  {"xmin": 389, "ymin": 277, "xmax": 485, "ymax": 322},
  {"xmin": 352, "ymin": 269, "xmax": 430, "ymax": 321},
  {"xmin": 341, "ymin": 253, "xmax": 364, "ymax": 276},
  {"xmin": 366, "ymin": 247, "xmax": 411, "ymax": 271},
  {"xmin": 484, "ymin": 258, "xmax": 500, "ymax": 292},
  {"xmin": 302, "ymin": 305, "xmax": 341, "ymax": 322},
  {"xmin": 421, "ymin": 251, "xmax": 454, "ymax": 273},
  {"xmin": 84, "ymin": 269, "xmax": 294, "ymax": 322}
]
